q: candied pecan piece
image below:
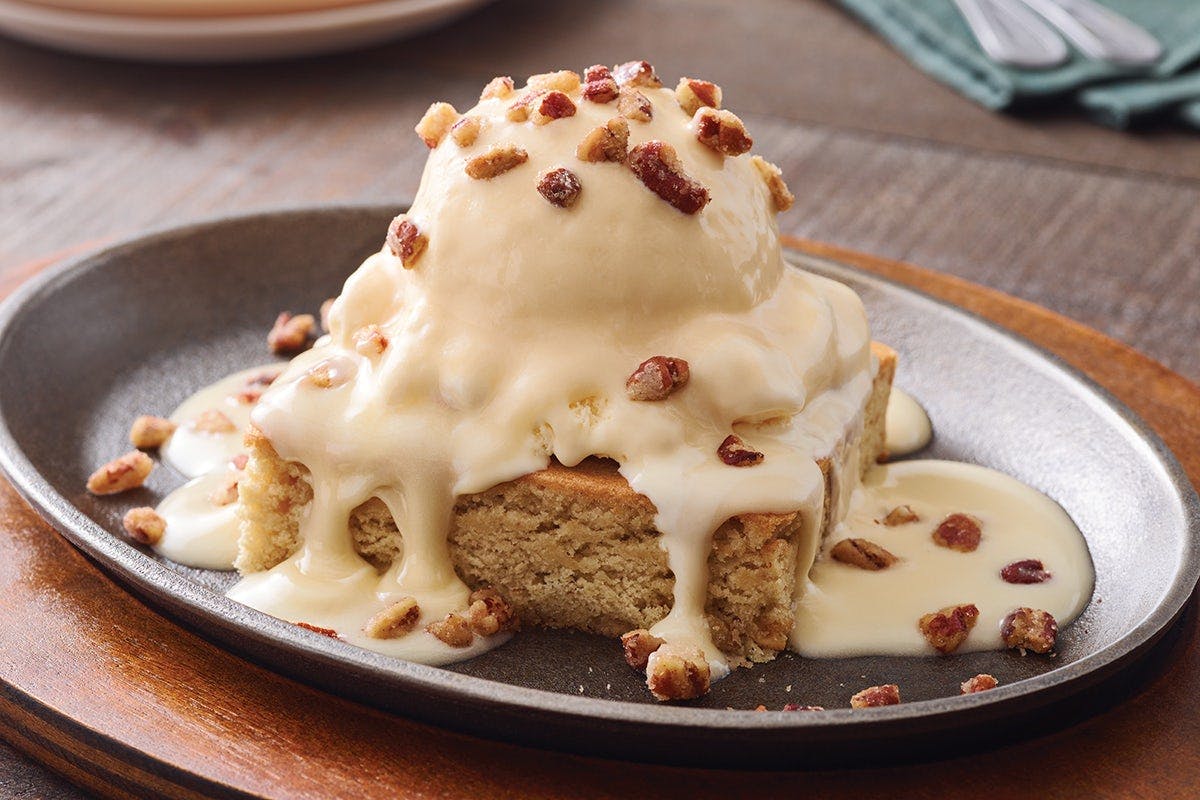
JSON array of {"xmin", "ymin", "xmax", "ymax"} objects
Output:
[
  {"xmin": 296, "ymin": 621, "xmax": 339, "ymax": 638},
  {"xmin": 233, "ymin": 368, "xmax": 283, "ymax": 404},
  {"xmin": 363, "ymin": 597, "xmax": 421, "ymax": 639},
  {"xmin": 783, "ymin": 704, "xmax": 826, "ymax": 712},
  {"xmin": 961, "ymin": 674, "xmax": 998, "ymax": 694},
  {"xmin": 1001, "ymin": 559, "xmax": 1052, "ymax": 584},
  {"xmin": 230, "ymin": 453, "xmax": 249, "ymax": 471},
  {"xmin": 932, "ymin": 513, "xmax": 982, "ymax": 552},
  {"xmin": 208, "ymin": 474, "xmax": 239, "ymax": 507},
  {"xmin": 613, "ymin": 60, "xmax": 662, "ymax": 88},
  {"xmin": 267, "ymin": 311, "xmax": 316, "ymax": 353},
  {"xmin": 625, "ymin": 356, "xmax": 689, "ymax": 401},
  {"xmin": 88, "ymin": 451, "xmax": 154, "ymax": 495},
  {"xmin": 694, "ymin": 107, "xmax": 753, "ymax": 156},
  {"xmin": 850, "ymin": 684, "xmax": 901, "ymax": 708},
  {"xmin": 628, "ymin": 140, "xmax": 710, "ymax": 214},
  {"xmin": 717, "ymin": 434, "xmax": 763, "ymax": 466},
  {"xmin": 467, "ymin": 587, "xmax": 519, "ymax": 636},
  {"xmin": 830, "ymin": 538, "xmax": 898, "ymax": 570},
  {"xmin": 122, "ymin": 506, "xmax": 165, "ymax": 545},
  {"xmin": 426, "ymin": 613, "xmax": 474, "ymax": 647},
  {"xmin": 527, "ymin": 69, "xmax": 580, "ymax": 93},
  {"xmin": 646, "ymin": 645, "xmax": 710, "ymax": 701},
  {"xmin": 536, "ymin": 167, "xmax": 582, "ymax": 208},
  {"xmin": 919, "ymin": 603, "xmax": 979, "ymax": 654},
  {"xmin": 353, "ymin": 324, "xmax": 389, "ymax": 356},
  {"xmin": 385, "ymin": 215, "xmax": 429, "ymax": 269},
  {"xmin": 751, "ymin": 155, "xmax": 795, "ymax": 213},
  {"xmin": 129, "ymin": 415, "xmax": 175, "ymax": 449},
  {"xmin": 881, "ymin": 504, "xmax": 919, "ymax": 526},
  {"xmin": 620, "ymin": 628, "xmax": 665, "ymax": 670},
  {"xmin": 1001, "ymin": 608, "xmax": 1058, "ymax": 654},
  {"xmin": 480, "ymin": 75, "xmax": 515, "ymax": 100},
  {"xmin": 675, "ymin": 77, "xmax": 722, "ymax": 115},
  {"xmin": 465, "ymin": 144, "xmax": 529, "ymax": 179},
  {"xmin": 305, "ymin": 358, "xmax": 354, "ymax": 389},
  {"xmin": 531, "ymin": 91, "xmax": 576, "ymax": 125},
  {"xmin": 192, "ymin": 409, "xmax": 235, "ymax": 434},
  {"xmin": 582, "ymin": 64, "xmax": 619, "ymax": 103},
  {"xmin": 617, "ymin": 87, "xmax": 653, "ymax": 122},
  {"xmin": 449, "ymin": 115, "xmax": 482, "ymax": 147},
  {"xmin": 576, "ymin": 117, "xmax": 629, "ymax": 163},
  {"xmin": 415, "ymin": 101, "xmax": 458, "ymax": 148}
]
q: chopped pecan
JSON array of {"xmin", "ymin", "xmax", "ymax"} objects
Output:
[
  {"xmin": 353, "ymin": 324, "xmax": 389, "ymax": 356},
  {"xmin": 576, "ymin": 117, "xmax": 629, "ymax": 163},
  {"xmin": 582, "ymin": 64, "xmax": 619, "ymax": 103},
  {"xmin": 625, "ymin": 355, "xmax": 690, "ymax": 401},
  {"xmin": 192, "ymin": 409, "xmax": 235, "ymax": 434},
  {"xmin": 960, "ymin": 673, "xmax": 998, "ymax": 694},
  {"xmin": 527, "ymin": 69, "xmax": 580, "ymax": 93},
  {"xmin": 267, "ymin": 311, "xmax": 315, "ymax": 353},
  {"xmin": 129, "ymin": 415, "xmax": 175, "ymax": 449},
  {"xmin": 613, "ymin": 60, "xmax": 662, "ymax": 88},
  {"xmin": 363, "ymin": 597, "xmax": 421, "ymax": 639},
  {"xmin": 918, "ymin": 603, "xmax": 979, "ymax": 654},
  {"xmin": 850, "ymin": 684, "xmax": 901, "ymax": 708},
  {"xmin": 305, "ymin": 358, "xmax": 354, "ymax": 389},
  {"xmin": 449, "ymin": 115, "xmax": 483, "ymax": 147},
  {"xmin": 480, "ymin": 75, "xmax": 515, "ymax": 100},
  {"xmin": 426, "ymin": 613, "xmax": 474, "ymax": 647},
  {"xmin": 620, "ymin": 628, "xmax": 665, "ymax": 670},
  {"xmin": 231, "ymin": 453, "xmax": 248, "ymax": 470},
  {"xmin": 646, "ymin": 644, "xmax": 710, "ymax": 701},
  {"xmin": 319, "ymin": 297, "xmax": 335, "ymax": 333},
  {"xmin": 465, "ymin": 144, "xmax": 529, "ymax": 179},
  {"xmin": 415, "ymin": 101, "xmax": 458, "ymax": 148},
  {"xmin": 1001, "ymin": 559, "xmax": 1052, "ymax": 584},
  {"xmin": 536, "ymin": 167, "xmax": 583, "ymax": 208},
  {"xmin": 296, "ymin": 621, "xmax": 340, "ymax": 638},
  {"xmin": 751, "ymin": 155, "xmax": 795, "ymax": 213},
  {"xmin": 675, "ymin": 77, "xmax": 722, "ymax": 115},
  {"xmin": 932, "ymin": 513, "xmax": 982, "ymax": 552},
  {"xmin": 627, "ymin": 140, "xmax": 710, "ymax": 214},
  {"xmin": 122, "ymin": 506, "xmax": 165, "ymax": 545},
  {"xmin": 385, "ymin": 215, "xmax": 429, "ymax": 269},
  {"xmin": 466, "ymin": 587, "xmax": 519, "ymax": 636},
  {"xmin": 208, "ymin": 473, "xmax": 239, "ymax": 507},
  {"xmin": 88, "ymin": 451, "xmax": 154, "ymax": 495},
  {"xmin": 830, "ymin": 538, "xmax": 898, "ymax": 570},
  {"xmin": 233, "ymin": 367, "xmax": 283, "ymax": 404},
  {"xmin": 505, "ymin": 92, "xmax": 538, "ymax": 122},
  {"xmin": 531, "ymin": 91, "xmax": 577, "ymax": 125},
  {"xmin": 694, "ymin": 107, "xmax": 753, "ymax": 156},
  {"xmin": 1001, "ymin": 608, "xmax": 1058, "ymax": 654},
  {"xmin": 617, "ymin": 88, "xmax": 653, "ymax": 122},
  {"xmin": 881, "ymin": 504, "xmax": 919, "ymax": 526},
  {"xmin": 783, "ymin": 704, "xmax": 826, "ymax": 712},
  {"xmin": 717, "ymin": 434, "xmax": 763, "ymax": 466}
]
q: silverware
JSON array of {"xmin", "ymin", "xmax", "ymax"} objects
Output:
[
  {"xmin": 1017, "ymin": 0, "xmax": 1163, "ymax": 65},
  {"xmin": 952, "ymin": 0, "xmax": 1069, "ymax": 68}
]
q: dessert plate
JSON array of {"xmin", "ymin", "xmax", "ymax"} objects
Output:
[{"xmin": 0, "ymin": 205, "xmax": 1196, "ymax": 768}]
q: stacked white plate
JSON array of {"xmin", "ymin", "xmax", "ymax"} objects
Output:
[{"xmin": 0, "ymin": 0, "xmax": 492, "ymax": 61}]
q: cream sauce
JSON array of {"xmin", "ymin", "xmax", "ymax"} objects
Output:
[
  {"xmin": 154, "ymin": 471, "xmax": 241, "ymax": 569},
  {"xmin": 884, "ymin": 387, "xmax": 932, "ymax": 457}
]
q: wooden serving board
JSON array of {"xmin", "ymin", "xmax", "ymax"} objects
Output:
[{"xmin": 1, "ymin": 239, "xmax": 1198, "ymax": 799}]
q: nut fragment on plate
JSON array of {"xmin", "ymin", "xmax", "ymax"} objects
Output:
[
  {"xmin": 129, "ymin": 415, "xmax": 175, "ymax": 449},
  {"xmin": 88, "ymin": 451, "xmax": 154, "ymax": 495},
  {"xmin": 1001, "ymin": 607, "xmax": 1058, "ymax": 654},
  {"xmin": 850, "ymin": 684, "xmax": 901, "ymax": 708},
  {"xmin": 582, "ymin": 64, "xmax": 619, "ymax": 103},
  {"xmin": 208, "ymin": 473, "xmax": 239, "ymax": 507},
  {"xmin": 363, "ymin": 597, "xmax": 421, "ymax": 639},
  {"xmin": 527, "ymin": 69, "xmax": 580, "ymax": 93},
  {"xmin": 932, "ymin": 512, "xmax": 982, "ymax": 552},
  {"xmin": 449, "ymin": 115, "xmax": 483, "ymax": 147},
  {"xmin": 616, "ymin": 88, "xmax": 653, "ymax": 122},
  {"xmin": 783, "ymin": 704, "xmax": 826, "ymax": 712},
  {"xmin": 675, "ymin": 77, "xmax": 722, "ymax": 115},
  {"xmin": 426, "ymin": 613, "xmax": 474, "ymax": 647},
  {"xmin": 627, "ymin": 140, "xmax": 710, "ymax": 215},
  {"xmin": 531, "ymin": 91, "xmax": 577, "ymax": 125},
  {"xmin": 1000, "ymin": 559, "xmax": 1052, "ymax": 584},
  {"xmin": 415, "ymin": 101, "xmax": 459, "ymax": 148},
  {"xmin": 233, "ymin": 368, "xmax": 283, "ymax": 404},
  {"xmin": 466, "ymin": 587, "xmax": 519, "ymax": 636},
  {"xmin": 829, "ymin": 537, "xmax": 898, "ymax": 570},
  {"xmin": 465, "ymin": 144, "xmax": 529, "ymax": 180},
  {"xmin": 750, "ymin": 155, "xmax": 795, "ymax": 213},
  {"xmin": 646, "ymin": 644, "xmax": 710, "ymax": 701},
  {"xmin": 576, "ymin": 117, "xmax": 629, "ymax": 163},
  {"xmin": 881, "ymin": 504, "xmax": 919, "ymax": 526},
  {"xmin": 353, "ymin": 324, "xmax": 389, "ymax": 356},
  {"xmin": 625, "ymin": 355, "xmax": 690, "ymax": 401},
  {"xmin": 717, "ymin": 434, "xmax": 764, "ymax": 466},
  {"xmin": 192, "ymin": 408, "xmax": 235, "ymax": 434},
  {"xmin": 122, "ymin": 506, "xmax": 165, "ymax": 545},
  {"xmin": 613, "ymin": 59, "xmax": 662, "ymax": 88},
  {"xmin": 296, "ymin": 621, "xmax": 339, "ymax": 638},
  {"xmin": 267, "ymin": 311, "xmax": 316, "ymax": 354},
  {"xmin": 620, "ymin": 628, "xmax": 665, "ymax": 670},
  {"xmin": 693, "ymin": 108, "xmax": 753, "ymax": 156},
  {"xmin": 961, "ymin": 674, "xmax": 998, "ymax": 694},
  {"xmin": 386, "ymin": 215, "xmax": 429, "ymax": 269},
  {"xmin": 536, "ymin": 167, "xmax": 582, "ymax": 208},
  {"xmin": 918, "ymin": 603, "xmax": 979, "ymax": 654},
  {"xmin": 479, "ymin": 75, "xmax": 515, "ymax": 100}
]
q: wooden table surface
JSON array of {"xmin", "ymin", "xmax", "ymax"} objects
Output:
[{"xmin": 0, "ymin": 0, "xmax": 1197, "ymax": 796}]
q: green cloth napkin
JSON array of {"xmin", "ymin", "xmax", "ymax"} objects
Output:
[{"xmin": 833, "ymin": 0, "xmax": 1200, "ymax": 128}]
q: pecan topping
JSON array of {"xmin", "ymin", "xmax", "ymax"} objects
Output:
[
  {"xmin": 385, "ymin": 215, "xmax": 429, "ymax": 269},
  {"xmin": 129, "ymin": 415, "xmax": 175, "ymax": 449},
  {"xmin": 694, "ymin": 107, "xmax": 753, "ymax": 156},
  {"xmin": 415, "ymin": 101, "xmax": 458, "ymax": 148},
  {"xmin": 465, "ymin": 144, "xmax": 529, "ymax": 179},
  {"xmin": 751, "ymin": 155, "xmax": 795, "ymax": 213},
  {"xmin": 1000, "ymin": 559, "xmax": 1052, "ymax": 584},
  {"xmin": 932, "ymin": 513, "xmax": 982, "ymax": 552},
  {"xmin": 830, "ymin": 538, "xmax": 898, "ymax": 570},
  {"xmin": 192, "ymin": 409, "xmax": 235, "ymax": 434},
  {"xmin": 617, "ymin": 87, "xmax": 653, "ymax": 122},
  {"xmin": 613, "ymin": 60, "xmax": 662, "ymax": 88},
  {"xmin": 319, "ymin": 297, "xmax": 335, "ymax": 333},
  {"xmin": 625, "ymin": 356, "xmax": 689, "ymax": 401},
  {"xmin": 233, "ymin": 368, "xmax": 283, "ymax": 404},
  {"xmin": 363, "ymin": 597, "xmax": 421, "ymax": 639},
  {"xmin": 426, "ymin": 613, "xmax": 474, "ymax": 647},
  {"xmin": 576, "ymin": 117, "xmax": 629, "ymax": 163},
  {"xmin": 918, "ymin": 603, "xmax": 979, "ymax": 654},
  {"xmin": 850, "ymin": 684, "xmax": 901, "ymax": 708},
  {"xmin": 353, "ymin": 324, "xmax": 389, "ymax": 356},
  {"xmin": 960, "ymin": 674, "xmax": 998, "ymax": 694},
  {"xmin": 480, "ymin": 75, "xmax": 515, "ymax": 100},
  {"xmin": 881, "ymin": 504, "xmax": 919, "ymax": 526},
  {"xmin": 717, "ymin": 434, "xmax": 763, "ymax": 466},
  {"xmin": 527, "ymin": 70, "xmax": 580, "ymax": 93},
  {"xmin": 783, "ymin": 704, "xmax": 826, "ymax": 712},
  {"xmin": 620, "ymin": 628, "xmax": 665, "ymax": 670},
  {"xmin": 122, "ymin": 506, "xmax": 165, "ymax": 545},
  {"xmin": 628, "ymin": 140, "xmax": 710, "ymax": 214},
  {"xmin": 305, "ymin": 358, "xmax": 354, "ymax": 389},
  {"xmin": 466, "ymin": 587, "xmax": 519, "ymax": 636},
  {"xmin": 1001, "ymin": 607, "xmax": 1058, "ymax": 654},
  {"xmin": 267, "ymin": 311, "xmax": 315, "ymax": 354},
  {"xmin": 504, "ymin": 92, "xmax": 536, "ymax": 122},
  {"xmin": 296, "ymin": 621, "xmax": 339, "ymax": 638},
  {"xmin": 449, "ymin": 115, "xmax": 483, "ymax": 147},
  {"xmin": 675, "ymin": 77, "xmax": 722, "ymax": 115},
  {"xmin": 88, "ymin": 451, "xmax": 154, "ymax": 495},
  {"xmin": 231, "ymin": 453, "xmax": 249, "ymax": 471},
  {"xmin": 582, "ymin": 65, "xmax": 619, "ymax": 103},
  {"xmin": 531, "ymin": 91, "xmax": 577, "ymax": 125},
  {"xmin": 536, "ymin": 167, "xmax": 582, "ymax": 208},
  {"xmin": 208, "ymin": 473, "xmax": 239, "ymax": 507},
  {"xmin": 646, "ymin": 644, "xmax": 710, "ymax": 701}
]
